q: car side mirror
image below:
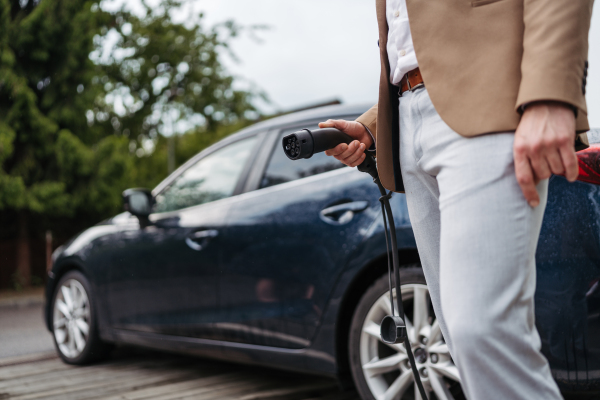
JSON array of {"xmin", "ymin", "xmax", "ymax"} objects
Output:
[{"xmin": 122, "ymin": 188, "xmax": 153, "ymax": 225}]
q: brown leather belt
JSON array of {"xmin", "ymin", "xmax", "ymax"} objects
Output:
[{"xmin": 399, "ymin": 67, "xmax": 424, "ymax": 95}]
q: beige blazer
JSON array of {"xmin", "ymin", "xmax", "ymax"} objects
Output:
[{"xmin": 357, "ymin": 0, "xmax": 594, "ymax": 192}]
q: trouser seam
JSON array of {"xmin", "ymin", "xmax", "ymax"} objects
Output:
[{"xmin": 412, "ymin": 91, "xmax": 424, "ymax": 167}]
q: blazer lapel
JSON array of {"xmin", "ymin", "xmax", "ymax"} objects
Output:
[
  {"xmin": 376, "ymin": 0, "xmax": 387, "ymax": 49},
  {"xmin": 376, "ymin": 0, "xmax": 390, "ymax": 79}
]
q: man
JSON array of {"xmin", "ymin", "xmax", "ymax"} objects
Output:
[{"xmin": 320, "ymin": 0, "xmax": 593, "ymax": 399}]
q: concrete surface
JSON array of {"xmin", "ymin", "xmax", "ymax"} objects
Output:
[
  {"xmin": 0, "ymin": 348, "xmax": 359, "ymax": 400},
  {"xmin": 0, "ymin": 302, "xmax": 55, "ymax": 359}
]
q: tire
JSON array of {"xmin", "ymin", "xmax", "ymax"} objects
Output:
[
  {"xmin": 349, "ymin": 266, "xmax": 465, "ymax": 400},
  {"xmin": 51, "ymin": 270, "xmax": 112, "ymax": 364}
]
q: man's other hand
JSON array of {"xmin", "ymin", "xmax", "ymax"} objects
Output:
[
  {"xmin": 514, "ymin": 101, "xmax": 578, "ymax": 207},
  {"xmin": 318, "ymin": 119, "xmax": 374, "ymax": 168}
]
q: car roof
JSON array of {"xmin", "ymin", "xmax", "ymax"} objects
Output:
[
  {"xmin": 223, "ymin": 103, "xmax": 372, "ymax": 142},
  {"xmin": 152, "ymin": 103, "xmax": 372, "ymax": 195}
]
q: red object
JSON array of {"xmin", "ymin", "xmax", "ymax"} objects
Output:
[{"xmin": 574, "ymin": 146, "xmax": 600, "ymax": 185}]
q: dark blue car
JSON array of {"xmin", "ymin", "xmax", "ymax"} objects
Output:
[{"xmin": 46, "ymin": 104, "xmax": 600, "ymax": 399}]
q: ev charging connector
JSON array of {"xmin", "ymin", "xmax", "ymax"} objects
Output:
[{"xmin": 282, "ymin": 127, "xmax": 429, "ymax": 400}]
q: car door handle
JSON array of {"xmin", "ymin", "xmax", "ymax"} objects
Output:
[
  {"xmin": 185, "ymin": 229, "xmax": 218, "ymax": 251},
  {"xmin": 320, "ymin": 201, "xmax": 369, "ymax": 225}
]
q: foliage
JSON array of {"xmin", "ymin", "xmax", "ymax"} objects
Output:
[
  {"xmin": 0, "ymin": 0, "xmax": 263, "ymax": 234},
  {"xmin": 97, "ymin": 0, "xmax": 264, "ymax": 142},
  {"xmin": 0, "ymin": 0, "xmax": 266, "ymax": 286}
]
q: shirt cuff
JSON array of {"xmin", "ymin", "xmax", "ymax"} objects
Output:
[{"xmin": 362, "ymin": 124, "xmax": 376, "ymax": 151}]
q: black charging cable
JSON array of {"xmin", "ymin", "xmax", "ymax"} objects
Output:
[
  {"xmin": 282, "ymin": 128, "xmax": 429, "ymax": 400},
  {"xmin": 376, "ymin": 180, "xmax": 428, "ymax": 400}
]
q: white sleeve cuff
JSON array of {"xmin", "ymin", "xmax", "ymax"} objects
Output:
[{"xmin": 363, "ymin": 125, "xmax": 376, "ymax": 151}]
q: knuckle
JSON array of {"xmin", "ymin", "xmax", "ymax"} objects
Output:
[
  {"xmin": 530, "ymin": 142, "xmax": 542, "ymax": 153},
  {"xmin": 556, "ymin": 136, "xmax": 570, "ymax": 147},
  {"xmin": 517, "ymin": 175, "xmax": 532, "ymax": 186},
  {"xmin": 541, "ymin": 139, "xmax": 554, "ymax": 150},
  {"xmin": 565, "ymin": 155, "xmax": 577, "ymax": 166},
  {"xmin": 514, "ymin": 144, "xmax": 527, "ymax": 155}
]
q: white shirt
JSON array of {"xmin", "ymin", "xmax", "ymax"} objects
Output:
[{"xmin": 386, "ymin": 0, "xmax": 418, "ymax": 85}]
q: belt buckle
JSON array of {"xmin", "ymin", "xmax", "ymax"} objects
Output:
[
  {"xmin": 406, "ymin": 74, "xmax": 423, "ymax": 92},
  {"xmin": 410, "ymin": 82, "xmax": 424, "ymax": 92},
  {"xmin": 399, "ymin": 74, "xmax": 423, "ymax": 97}
]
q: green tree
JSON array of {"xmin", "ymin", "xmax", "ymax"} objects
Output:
[
  {"xmin": 0, "ymin": 0, "xmax": 115, "ymax": 286},
  {"xmin": 0, "ymin": 0, "xmax": 263, "ymax": 287},
  {"xmin": 94, "ymin": 0, "xmax": 265, "ymax": 172}
]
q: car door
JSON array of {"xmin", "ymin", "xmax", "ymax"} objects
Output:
[
  {"xmin": 535, "ymin": 175, "xmax": 600, "ymax": 380},
  {"xmin": 216, "ymin": 123, "xmax": 381, "ymax": 348},
  {"xmin": 107, "ymin": 134, "xmax": 260, "ymax": 339}
]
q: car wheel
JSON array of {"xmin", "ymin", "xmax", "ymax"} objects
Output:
[
  {"xmin": 51, "ymin": 270, "xmax": 111, "ymax": 364},
  {"xmin": 349, "ymin": 267, "xmax": 464, "ymax": 400}
]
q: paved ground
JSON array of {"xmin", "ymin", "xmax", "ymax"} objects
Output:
[
  {"xmin": 0, "ymin": 300, "xmax": 55, "ymax": 359},
  {"xmin": 0, "ymin": 348, "xmax": 360, "ymax": 400},
  {"xmin": 0, "ymin": 293, "xmax": 359, "ymax": 400}
]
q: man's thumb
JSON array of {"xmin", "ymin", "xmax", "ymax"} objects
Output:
[{"xmin": 319, "ymin": 119, "xmax": 348, "ymax": 131}]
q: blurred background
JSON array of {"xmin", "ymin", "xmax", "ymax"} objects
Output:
[{"xmin": 0, "ymin": 0, "xmax": 598, "ymax": 292}]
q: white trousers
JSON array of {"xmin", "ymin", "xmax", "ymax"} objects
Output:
[{"xmin": 399, "ymin": 88, "xmax": 562, "ymax": 399}]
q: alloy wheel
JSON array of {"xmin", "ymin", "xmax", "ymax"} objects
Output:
[
  {"xmin": 359, "ymin": 284, "xmax": 461, "ymax": 400},
  {"xmin": 53, "ymin": 279, "xmax": 91, "ymax": 359}
]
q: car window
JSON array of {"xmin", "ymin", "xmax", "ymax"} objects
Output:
[
  {"xmin": 154, "ymin": 135, "xmax": 258, "ymax": 213},
  {"xmin": 260, "ymin": 126, "xmax": 347, "ymax": 188}
]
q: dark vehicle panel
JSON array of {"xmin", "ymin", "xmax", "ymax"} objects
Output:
[
  {"xmin": 45, "ymin": 104, "xmax": 600, "ymax": 395},
  {"xmin": 536, "ymin": 176, "xmax": 600, "ymax": 392},
  {"xmin": 106, "ymin": 134, "xmax": 261, "ymax": 338},
  {"xmin": 219, "ymin": 166, "xmax": 378, "ymax": 348}
]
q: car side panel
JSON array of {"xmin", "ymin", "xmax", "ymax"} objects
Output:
[
  {"xmin": 536, "ymin": 175, "xmax": 600, "ymax": 392},
  {"xmin": 217, "ymin": 168, "xmax": 381, "ymax": 348},
  {"xmin": 304, "ymin": 192, "xmax": 416, "ymax": 374}
]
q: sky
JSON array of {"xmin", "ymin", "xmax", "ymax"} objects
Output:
[{"xmin": 107, "ymin": 0, "xmax": 600, "ymax": 127}]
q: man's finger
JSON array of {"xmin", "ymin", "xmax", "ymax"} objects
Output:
[
  {"xmin": 348, "ymin": 153, "xmax": 366, "ymax": 168},
  {"xmin": 545, "ymin": 149, "xmax": 565, "ymax": 176},
  {"xmin": 514, "ymin": 151, "xmax": 540, "ymax": 207},
  {"xmin": 558, "ymin": 143, "xmax": 579, "ymax": 182},
  {"xmin": 325, "ymin": 143, "xmax": 347, "ymax": 157},
  {"xmin": 319, "ymin": 119, "xmax": 348, "ymax": 131},
  {"xmin": 529, "ymin": 151, "xmax": 552, "ymax": 181},
  {"xmin": 336, "ymin": 140, "xmax": 360, "ymax": 160},
  {"xmin": 342, "ymin": 143, "xmax": 366, "ymax": 166}
]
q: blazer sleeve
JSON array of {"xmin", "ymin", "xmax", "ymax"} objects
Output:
[
  {"xmin": 516, "ymin": 0, "xmax": 594, "ymax": 123},
  {"xmin": 356, "ymin": 103, "xmax": 378, "ymax": 145}
]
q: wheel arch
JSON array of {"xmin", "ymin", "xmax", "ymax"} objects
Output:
[{"xmin": 334, "ymin": 248, "xmax": 421, "ymax": 385}]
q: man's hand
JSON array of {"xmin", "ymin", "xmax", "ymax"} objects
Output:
[
  {"xmin": 514, "ymin": 101, "xmax": 578, "ymax": 207},
  {"xmin": 318, "ymin": 119, "xmax": 374, "ymax": 168}
]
